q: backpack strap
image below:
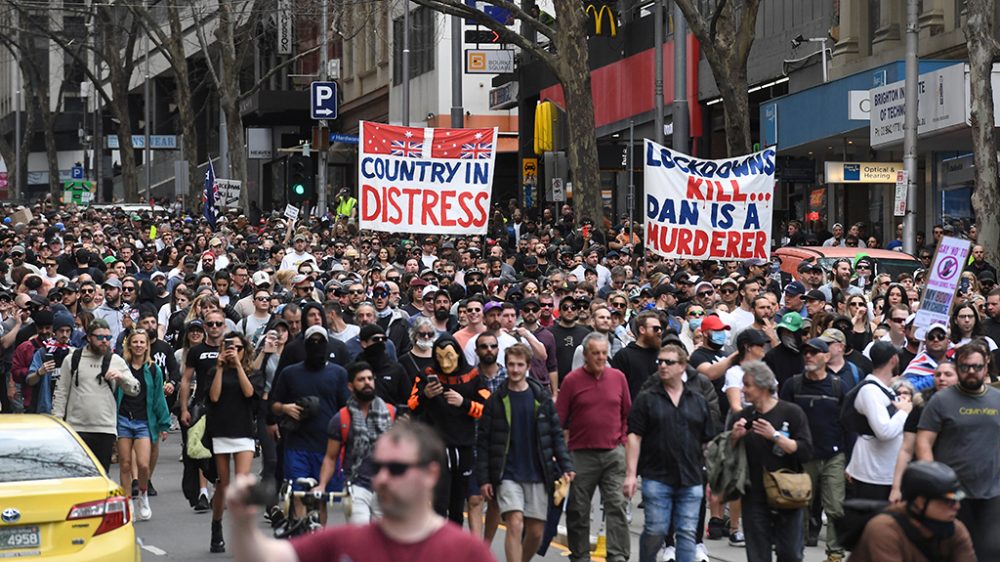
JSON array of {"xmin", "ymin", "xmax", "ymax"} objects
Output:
[
  {"xmin": 889, "ymin": 511, "xmax": 945, "ymax": 562},
  {"xmin": 70, "ymin": 348, "xmax": 84, "ymax": 387},
  {"xmin": 100, "ymin": 353, "xmax": 113, "ymax": 387},
  {"xmin": 788, "ymin": 374, "xmax": 804, "ymax": 398}
]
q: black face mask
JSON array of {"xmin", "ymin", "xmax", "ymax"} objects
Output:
[
  {"xmin": 304, "ymin": 337, "xmax": 327, "ymax": 369},
  {"xmin": 466, "ymin": 284, "xmax": 484, "ymax": 296},
  {"xmin": 364, "ymin": 341, "xmax": 386, "ymax": 358},
  {"xmin": 434, "ymin": 308, "xmax": 450, "ymax": 321},
  {"xmin": 910, "ymin": 504, "xmax": 956, "ymax": 538}
]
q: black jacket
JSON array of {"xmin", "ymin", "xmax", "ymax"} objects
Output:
[
  {"xmin": 610, "ymin": 342, "xmax": 660, "ymax": 401},
  {"xmin": 641, "ymin": 366, "xmax": 722, "ymax": 431},
  {"xmin": 475, "ymin": 378, "xmax": 574, "ymax": 496}
]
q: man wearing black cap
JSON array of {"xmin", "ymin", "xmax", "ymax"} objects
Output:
[
  {"xmin": 845, "ymin": 341, "xmax": 912, "ymax": 502},
  {"xmin": 357, "ymin": 324, "xmax": 410, "ymax": 412},
  {"xmin": 780, "ymin": 337, "xmax": 849, "ymax": 558},
  {"xmin": 779, "ymin": 281, "xmax": 808, "ymax": 319},
  {"xmin": 804, "ymin": 289, "xmax": 828, "ymax": 318},
  {"xmin": 796, "ymin": 260, "xmax": 825, "ymax": 291}
]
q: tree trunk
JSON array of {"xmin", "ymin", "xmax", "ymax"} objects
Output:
[
  {"xmin": 216, "ymin": 0, "xmax": 249, "ymax": 215},
  {"xmin": 100, "ymin": 6, "xmax": 140, "ymax": 202},
  {"xmin": 717, "ymin": 64, "xmax": 752, "ymax": 155},
  {"xmin": 42, "ymin": 110, "xmax": 60, "ymax": 201},
  {"xmin": 550, "ymin": 0, "xmax": 602, "ymax": 224},
  {"xmin": 166, "ymin": 5, "xmax": 203, "ymax": 205},
  {"xmin": 965, "ymin": 0, "xmax": 1000, "ymax": 264}
]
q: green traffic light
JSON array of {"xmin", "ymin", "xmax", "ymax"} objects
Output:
[{"xmin": 293, "ymin": 183, "xmax": 305, "ymax": 195}]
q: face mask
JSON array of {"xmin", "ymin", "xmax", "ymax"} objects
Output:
[
  {"xmin": 910, "ymin": 505, "xmax": 956, "ymax": 538},
  {"xmin": 780, "ymin": 332, "xmax": 800, "ymax": 352},
  {"xmin": 466, "ymin": 284, "xmax": 484, "ymax": 296},
  {"xmin": 688, "ymin": 318, "xmax": 702, "ymax": 331},
  {"xmin": 416, "ymin": 338, "xmax": 434, "ymax": 351},
  {"xmin": 434, "ymin": 308, "xmax": 450, "ymax": 321},
  {"xmin": 304, "ymin": 337, "xmax": 327, "ymax": 369},
  {"xmin": 364, "ymin": 341, "xmax": 386, "ymax": 358},
  {"xmin": 709, "ymin": 330, "xmax": 727, "ymax": 347}
]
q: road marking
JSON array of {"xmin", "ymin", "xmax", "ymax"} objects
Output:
[{"xmin": 141, "ymin": 545, "xmax": 167, "ymax": 556}]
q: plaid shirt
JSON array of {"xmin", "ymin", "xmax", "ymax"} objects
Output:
[{"xmin": 480, "ymin": 365, "xmax": 508, "ymax": 397}]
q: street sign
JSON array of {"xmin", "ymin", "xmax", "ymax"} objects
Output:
[
  {"xmin": 329, "ymin": 133, "xmax": 359, "ymax": 144},
  {"xmin": 310, "ymin": 81, "xmax": 338, "ymax": 120},
  {"xmin": 893, "ymin": 170, "xmax": 908, "ymax": 216},
  {"xmin": 465, "ymin": 49, "xmax": 515, "ymax": 74},
  {"xmin": 71, "ymin": 166, "xmax": 83, "ymax": 180},
  {"xmin": 464, "ymin": 29, "xmax": 501, "ymax": 44}
]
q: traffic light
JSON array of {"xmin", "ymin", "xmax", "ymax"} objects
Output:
[{"xmin": 286, "ymin": 154, "xmax": 315, "ymax": 204}]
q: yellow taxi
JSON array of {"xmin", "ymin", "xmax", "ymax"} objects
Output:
[{"xmin": 0, "ymin": 415, "xmax": 140, "ymax": 561}]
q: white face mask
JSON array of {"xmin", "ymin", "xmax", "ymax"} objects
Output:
[{"xmin": 416, "ymin": 338, "xmax": 434, "ymax": 351}]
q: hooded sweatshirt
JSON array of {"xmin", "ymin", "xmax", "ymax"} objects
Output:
[{"xmin": 51, "ymin": 347, "xmax": 139, "ymax": 435}]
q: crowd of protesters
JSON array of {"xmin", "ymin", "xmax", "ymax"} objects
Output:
[{"xmin": 0, "ymin": 197, "xmax": 996, "ymax": 562}]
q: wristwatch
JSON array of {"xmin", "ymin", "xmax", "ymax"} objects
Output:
[{"xmin": 772, "ymin": 432, "xmax": 782, "ymax": 442}]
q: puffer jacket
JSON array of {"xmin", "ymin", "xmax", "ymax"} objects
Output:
[
  {"xmin": 475, "ymin": 378, "xmax": 574, "ymax": 496},
  {"xmin": 51, "ymin": 347, "xmax": 139, "ymax": 435}
]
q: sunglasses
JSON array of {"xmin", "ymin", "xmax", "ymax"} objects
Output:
[
  {"xmin": 560, "ymin": 305, "xmax": 577, "ymax": 311},
  {"xmin": 255, "ymin": 296, "xmax": 270, "ymax": 302},
  {"xmin": 656, "ymin": 358, "xmax": 679, "ymax": 366},
  {"xmin": 958, "ymin": 363, "xmax": 985, "ymax": 373},
  {"xmin": 688, "ymin": 311, "xmax": 705, "ymax": 318},
  {"xmin": 373, "ymin": 291, "xmax": 389, "ymax": 298},
  {"xmin": 477, "ymin": 343, "xmax": 499, "ymax": 349},
  {"xmin": 82, "ymin": 288, "xmax": 95, "ymax": 294},
  {"xmin": 720, "ymin": 288, "xmax": 735, "ymax": 294},
  {"xmin": 540, "ymin": 302, "xmax": 553, "ymax": 307},
  {"xmin": 926, "ymin": 332, "xmax": 947, "ymax": 342},
  {"xmin": 697, "ymin": 290, "xmax": 715, "ymax": 298},
  {"xmin": 372, "ymin": 460, "xmax": 428, "ymax": 477},
  {"xmin": 92, "ymin": 335, "xmax": 113, "ymax": 341},
  {"xmin": 521, "ymin": 307, "xmax": 539, "ymax": 313},
  {"xmin": 889, "ymin": 317, "xmax": 907, "ymax": 323},
  {"xmin": 648, "ymin": 325, "xmax": 663, "ymax": 332},
  {"xmin": 205, "ymin": 321, "xmax": 225, "ymax": 327},
  {"xmin": 417, "ymin": 332, "xmax": 436, "ymax": 339}
]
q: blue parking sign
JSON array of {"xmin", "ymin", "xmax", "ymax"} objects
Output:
[{"xmin": 310, "ymin": 82, "xmax": 338, "ymax": 120}]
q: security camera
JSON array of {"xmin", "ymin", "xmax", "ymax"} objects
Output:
[{"xmin": 791, "ymin": 34, "xmax": 805, "ymax": 48}]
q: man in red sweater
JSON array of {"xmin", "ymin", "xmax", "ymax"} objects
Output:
[{"xmin": 556, "ymin": 332, "xmax": 632, "ymax": 562}]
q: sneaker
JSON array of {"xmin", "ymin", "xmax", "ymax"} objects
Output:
[
  {"xmin": 131, "ymin": 479, "xmax": 139, "ymax": 498},
  {"xmin": 728, "ymin": 530, "xmax": 745, "ymax": 547},
  {"xmin": 694, "ymin": 543, "xmax": 709, "ymax": 562},
  {"xmin": 706, "ymin": 517, "xmax": 726, "ymax": 540},
  {"xmin": 137, "ymin": 492, "xmax": 152, "ymax": 521},
  {"xmin": 824, "ymin": 554, "xmax": 845, "ymax": 562},
  {"xmin": 194, "ymin": 493, "xmax": 211, "ymax": 513},
  {"xmin": 659, "ymin": 545, "xmax": 676, "ymax": 562},
  {"xmin": 147, "ymin": 480, "xmax": 157, "ymax": 497}
]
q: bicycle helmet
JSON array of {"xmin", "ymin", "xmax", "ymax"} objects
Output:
[{"xmin": 901, "ymin": 461, "xmax": 966, "ymax": 502}]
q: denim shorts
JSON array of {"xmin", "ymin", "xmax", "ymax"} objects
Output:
[
  {"xmin": 117, "ymin": 415, "xmax": 151, "ymax": 440},
  {"xmin": 285, "ymin": 449, "xmax": 339, "ymax": 492}
]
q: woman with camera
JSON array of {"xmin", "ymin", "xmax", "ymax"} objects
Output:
[{"xmin": 207, "ymin": 331, "xmax": 262, "ymax": 553}]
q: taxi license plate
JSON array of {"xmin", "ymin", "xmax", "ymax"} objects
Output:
[{"xmin": 0, "ymin": 526, "xmax": 40, "ymax": 550}]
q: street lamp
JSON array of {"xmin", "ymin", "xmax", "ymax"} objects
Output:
[{"xmin": 790, "ymin": 35, "xmax": 830, "ymax": 83}]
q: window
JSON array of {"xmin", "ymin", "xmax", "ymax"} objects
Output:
[
  {"xmin": 0, "ymin": 427, "xmax": 100, "ymax": 482},
  {"xmin": 393, "ymin": 7, "xmax": 435, "ymax": 86}
]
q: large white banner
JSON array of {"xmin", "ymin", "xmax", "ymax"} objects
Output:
[
  {"xmin": 644, "ymin": 140, "xmax": 776, "ymax": 261},
  {"xmin": 358, "ymin": 121, "xmax": 497, "ymax": 235}
]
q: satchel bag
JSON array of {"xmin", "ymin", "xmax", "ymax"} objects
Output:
[
  {"xmin": 186, "ymin": 416, "xmax": 213, "ymax": 460},
  {"xmin": 762, "ymin": 469, "xmax": 812, "ymax": 510}
]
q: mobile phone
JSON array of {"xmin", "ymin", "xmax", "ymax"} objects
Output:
[
  {"xmin": 44, "ymin": 352, "xmax": 55, "ymax": 364},
  {"xmin": 427, "ymin": 374, "xmax": 439, "ymax": 385},
  {"xmin": 960, "ymin": 278, "xmax": 970, "ymax": 294},
  {"xmin": 582, "ymin": 225, "xmax": 591, "ymax": 238}
]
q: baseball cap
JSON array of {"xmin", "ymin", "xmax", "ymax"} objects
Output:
[
  {"xmin": 151, "ymin": 271, "xmax": 167, "ymax": 280},
  {"xmin": 483, "ymin": 301, "xmax": 504, "ymax": 314},
  {"xmin": 252, "ymin": 271, "xmax": 271, "ymax": 287},
  {"xmin": 700, "ymin": 315, "xmax": 731, "ymax": 333},
  {"xmin": 694, "ymin": 281, "xmax": 715, "ymax": 295},
  {"xmin": 804, "ymin": 289, "xmax": 827, "ymax": 302},
  {"xmin": 797, "ymin": 260, "xmax": 823, "ymax": 273},
  {"xmin": 743, "ymin": 258, "xmax": 768, "ymax": 268},
  {"xmin": 409, "ymin": 278, "xmax": 429, "ymax": 289},
  {"xmin": 776, "ymin": 312, "xmax": 804, "ymax": 333},
  {"xmin": 102, "ymin": 278, "xmax": 123, "ymax": 289},
  {"xmin": 359, "ymin": 324, "xmax": 386, "ymax": 341},
  {"xmin": 293, "ymin": 234, "xmax": 307, "ymax": 243},
  {"xmin": 803, "ymin": 338, "xmax": 829, "ymax": 353},
  {"xmin": 292, "ymin": 274, "xmax": 310, "ymax": 286},
  {"xmin": 926, "ymin": 322, "xmax": 949, "ymax": 336},
  {"xmin": 819, "ymin": 328, "xmax": 846, "ymax": 344},
  {"xmin": 421, "ymin": 285, "xmax": 440, "ymax": 299},
  {"xmin": 784, "ymin": 281, "xmax": 806, "ymax": 296},
  {"xmin": 736, "ymin": 329, "xmax": 769, "ymax": 348},
  {"xmin": 304, "ymin": 325, "xmax": 328, "ymax": 341}
]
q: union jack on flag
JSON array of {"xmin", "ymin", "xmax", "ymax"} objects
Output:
[
  {"xmin": 461, "ymin": 142, "xmax": 493, "ymax": 159},
  {"xmin": 390, "ymin": 140, "xmax": 424, "ymax": 158}
]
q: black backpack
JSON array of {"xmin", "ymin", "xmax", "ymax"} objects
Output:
[
  {"xmin": 69, "ymin": 347, "xmax": 114, "ymax": 389},
  {"xmin": 839, "ymin": 379, "xmax": 897, "ymax": 437},
  {"xmin": 835, "ymin": 499, "xmax": 948, "ymax": 560}
]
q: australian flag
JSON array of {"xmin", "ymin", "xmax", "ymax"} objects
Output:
[{"xmin": 203, "ymin": 160, "xmax": 217, "ymax": 230}]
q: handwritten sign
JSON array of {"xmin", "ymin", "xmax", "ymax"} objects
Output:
[
  {"xmin": 644, "ymin": 140, "xmax": 776, "ymax": 260},
  {"xmin": 913, "ymin": 236, "xmax": 971, "ymax": 339}
]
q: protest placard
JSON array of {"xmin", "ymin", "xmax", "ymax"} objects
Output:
[
  {"xmin": 358, "ymin": 121, "xmax": 497, "ymax": 235},
  {"xmin": 643, "ymin": 140, "xmax": 776, "ymax": 261},
  {"xmin": 913, "ymin": 236, "xmax": 971, "ymax": 339}
]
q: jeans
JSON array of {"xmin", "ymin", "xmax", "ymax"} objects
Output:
[
  {"xmin": 639, "ymin": 479, "xmax": 703, "ymax": 562},
  {"xmin": 566, "ymin": 447, "xmax": 630, "ymax": 562},
  {"xmin": 803, "ymin": 453, "xmax": 845, "ymax": 555},
  {"xmin": 742, "ymin": 500, "xmax": 804, "ymax": 562},
  {"xmin": 958, "ymin": 495, "xmax": 1000, "ymax": 561}
]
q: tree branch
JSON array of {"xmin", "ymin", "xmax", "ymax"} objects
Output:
[
  {"xmin": 709, "ymin": 0, "xmax": 728, "ymax": 44},
  {"xmin": 238, "ymin": 44, "xmax": 322, "ymax": 101},
  {"xmin": 410, "ymin": 0, "xmax": 557, "ymax": 68},
  {"xmin": 735, "ymin": 0, "xmax": 761, "ymax": 64}
]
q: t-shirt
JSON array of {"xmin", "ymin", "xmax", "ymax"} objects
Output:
[
  {"xmin": 291, "ymin": 520, "xmax": 495, "ymax": 562},
  {"xmin": 918, "ymin": 386, "xmax": 1000, "ymax": 499},
  {"xmin": 549, "ymin": 323, "xmax": 591, "ymax": 382},
  {"xmin": 270, "ymin": 362, "xmax": 350, "ymax": 452},
  {"xmin": 730, "ymin": 400, "xmax": 812, "ymax": 503},
  {"xmin": 185, "ymin": 343, "xmax": 220, "ymax": 403},
  {"xmin": 502, "ymin": 389, "xmax": 543, "ymax": 483},
  {"xmin": 206, "ymin": 367, "xmax": 259, "ymax": 439},
  {"xmin": 722, "ymin": 365, "xmax": 749, "ymax": 410},
  {"xmin": 119, "ymin": 364, "xmax": 149, "ymax": 421}
]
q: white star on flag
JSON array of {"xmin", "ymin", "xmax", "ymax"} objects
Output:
[
  {"xmin": 405, "ymin": 131, "xmax": 413, "ymax": 138},
  {"xmin": 474, "ymin": 132, "xmax": 482, "ymax": 139}
]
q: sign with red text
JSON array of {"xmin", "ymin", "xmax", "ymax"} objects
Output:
[
  {"xmin": 913, "ymin": 236, "xmax": 970, "ymax": 339},
  {"xmin": 644, "ymin": 140, "xmax": 776, "ymax": 261},
  {"xmin": 359, "ymin": 122, "xmax": 497, "ymax": 235}
]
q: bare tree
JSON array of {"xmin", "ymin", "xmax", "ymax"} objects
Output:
[
  {"xmin": 400, "ymin": 0, "xmax": 602, "ymax": 223},
  {"xmin": 965, "ymin": 0, "xmax": 1000, "ymax": 263},
  {"xmin": 674, "ymin": 0, "xmax": 762, "ymax": 155}
]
